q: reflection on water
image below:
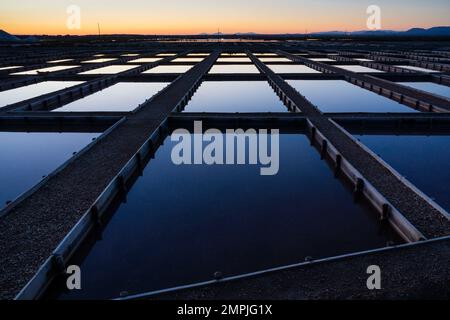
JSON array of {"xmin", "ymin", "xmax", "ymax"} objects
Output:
[
  {"xmin": 0, "ymin": 81, "xmax": 84, "ymax": 108},
  {"xmin": 172, "ymin": 58, "xmax": 204, "ymax": 63},
  {"xmin": 79, "ymin": 65, "xmax": 137, "ymax": 75},
  {"xmin": 217, "ymin": 57, "xmax": 252, "ymax": 62},
  {"xmin": 209, "ymin": 64, "xmax": 260, "ymax": 74},
  {"xmin": 82, "ymin": 58, "xmax": 117, "ymax": 63},
  {"xmin": 143, "ymin": 65, "xmax": 193, "ymax": 74},
  {"xmin": 356, "ymin": 134, "xmax": 450, "ymax": 212},
  {"xmin": 396, "ymin": 65, "xmax": 440, "ymax": 73},
  {"xmin": 310, "ymin": 58, "xmax": 335, "ymax": 62},
  {"xmin": 0, "ymin": 131, "xmax": 100, "ymax": 207},
  {"xmin": 183, "ymin": 81, "xmax": 288, "ymax": 112},
  {"xmin": 336, "ymin": 65, "xmax": 385, "ymax": 73},
  {"xmin": 48, "ymin": 59, "xmax": 74, "ymax": 64},
  {"xmin": 0, "ymin": 66, "xmax": 22, "ymax": 71},
  {"xmin": 268, "ymin": 64, "xmax": 321, "ymax": 74},
  {"xmin": 259, "ymin": 57, "xmax": 291, "ymax": 62},
  {"xmin": 127, "ymin": 58, "xmax": 162, "ymax": 63},
  {"xmin": 399, "ymin": 82, "xmax": 450, "ymax": 99},
  {"xmin": 12, "ymin": 66, "xmax": 79, "ymax": 75},
  {"xmin": 254, "ymin": 53, "xmax": 279, "ymax": 57},
  {"xmin": 221, "ymin": 53, "xmax": 247, "ymax": 57},
  {"xmin": 54, "ymin": 82, "xmax": 169, "ymax": 112},
  {"xmin": 48, "ymin": 133, "xmax": 399, "ymax": 299},
  {"xmin": 287, "ymin": 80, "xmax": 418, "ymax": 113}
]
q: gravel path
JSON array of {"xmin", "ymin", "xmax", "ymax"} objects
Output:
[{"xmin": 152, "ymin": 238, "xmax": 450, "ymax": 300}]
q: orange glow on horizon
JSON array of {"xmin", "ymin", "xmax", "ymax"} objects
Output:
[
  {"xmin": 4, "ymin": 20, "xmax": 446, "ymax": 36},
  {"xmin": 1, "ymin": 1, "xmax": 449, "ymax": 36}
]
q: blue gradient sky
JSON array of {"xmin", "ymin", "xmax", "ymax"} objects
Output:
[{"xmin": 1, "ymin": 0, "xmax": 449, "ymax": 35}]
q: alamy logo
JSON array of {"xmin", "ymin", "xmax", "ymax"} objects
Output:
[
  {"xmin": 66, "ymin": 265, "xmax": 81, "ymax": 290},
  {"xmin": 66, "ymin": 5, "xmax": 81, "ymax": 30},
  {"xmin": 171, "ymin": 121, "xmax": 280, "ymax": 176},
  {"xmin": 366, "ymin": 5, "xmax": 382, "ymax": 30},
  {"xmin": 366, "ymin": 265, "xmax": 381, "ymax": 290}
]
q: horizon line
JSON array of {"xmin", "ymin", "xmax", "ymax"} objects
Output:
[{"xmin": 8, "ymin": 25, "xmax": 450, "ymax": 37}]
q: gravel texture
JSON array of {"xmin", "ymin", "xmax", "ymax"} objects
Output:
[{"xmin": 152, "ymin": 238, "xmax": 450, "ymax": 300}]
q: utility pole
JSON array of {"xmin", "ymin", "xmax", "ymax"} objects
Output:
[{"xmin": 97, "ymin": 23, "xmax": 101, "ymax": 36}]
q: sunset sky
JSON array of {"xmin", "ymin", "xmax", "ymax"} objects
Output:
[{"xmin": 1, "ymin": 0, "xmax": 449, "ymax": 35}]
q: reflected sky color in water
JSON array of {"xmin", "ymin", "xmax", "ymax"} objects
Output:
[
  {"xmin": 0, "ymin": 66, "xmax": 22, "ymax": 71},
  {"xmin": 0, "ymin": 81, "xmax": 84, "ymax": 108},
  {"xmin": 183, "ymin": 81, "xmax": 287, "ymax": 112},
  {"xmin": 259, "ymin": 57, "xmax": 292, "ymax": 62},
  {"xmin": 217, "ymin": 57, "xmax": 252, "ymax": 63},
  {"xmin": 221, "ymin": 53, "xmax": 247, "ymax": 56},
  {"xmin": 268, "ymin": 64, "xmax": 320, "ymax": 74},
  {"xmin": 337, "ymin": 65, "xmax": 385, "ymax": 73},
  {"xmin": 396, "ymin": 65, "xmax": 440, "ymax": 73},
  {"xmin": 48, "ymin": 59, "xmax": 74, "ymax": 63},
  {"xmin": 356, "ymin": 135, "xmax": 450, "ymax": 212},
  {"xmin": 254, "ymin": 53, "xmax": 279, "ymax": 56},
  {"xmin": 172, "ymin": 58, "xmax": 204, "ymax": 63},
  {"xmin": 54, "ymin": 82, "xmax": 169, "ymax": 112},
  {"xmin": 79, "ymin": 65, "xmax": 137, "ymax": 75},
  {"xmin": 82, "ymin": 58, "xmax": 117, "ymax": 63},
  {"xmin": 143, "ymin": 65, "xmax": 193, "ymax": 74},
  {"xmin": 127, "ymin": 58, "xmax": 162, "ymax": 63},
  {"xmin": 310, "ymin": 58, "xmax": 335, "ymax": 62},
  {"xmin": 12, "ymin": 66, "xmax": 79, "ymax": 75},
  {"xmin": 399, "ymin": 82, "xmax": 450, "ymax": 99},
  {"xmin": 287, "ymin": 80, "xmax": 418, "ymax": 113},
  {"xmin": 0, "ymin": 132, "xmax": 100, "ymax": 207},
  {"xmin": 49, "ymin": 133, "xmax": 398, "ymax": 299},
  {"xmin": 209, "ymin": 64, "xmax": 260, "ymax": 74}
]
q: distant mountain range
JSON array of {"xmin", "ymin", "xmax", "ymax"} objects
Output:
[
  {"xmin": 199, "ymin": 27, "xmax": 450, "ymax": 37},
  {"xmin": 1, "ymin": 26, "xmax": 450, "ymax": 40},
  {"xmin": 0, "ymin": 29, "xmax": 21, "ymax": 41},
  {"xmin": 312, "ymin": 26, "xmax": 450, "ymax": 37}
]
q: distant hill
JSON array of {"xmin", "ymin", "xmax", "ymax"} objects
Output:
[
  {"xmin": 0, "ymin": 29, "xmax": 39, "ymax": 42},
  {"xmin": 0, "ymin": 29, "xmax": 21, "ymax": 42},
  {"xmin": 405, "ymin": 27, "xmax": 450, "ymax": 36},
  {"xmin": 20, "ymin": 35, "xmax": 39, "ymax": 42},
  {"xmin": 296, "ymin": 26, "xmax": 450, "ymax": 37},
  {"xmin": 198, "ymin": 26, "xmax": 450, "ymax": 38}
]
